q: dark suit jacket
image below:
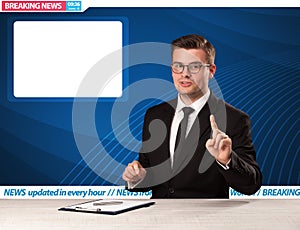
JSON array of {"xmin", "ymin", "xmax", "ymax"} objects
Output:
[{"xmin": 130, "ymin": 92, "xmax": 262, "ymax": 198}]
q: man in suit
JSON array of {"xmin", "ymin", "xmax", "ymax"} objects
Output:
[{"xmin": 122, "ymin": 34, "xmax": 262, "ymax": 198}]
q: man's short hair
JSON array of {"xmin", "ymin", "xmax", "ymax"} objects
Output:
[{"xmin": 171, "ymin": 34, "xmax": 216, "ymax": 64}]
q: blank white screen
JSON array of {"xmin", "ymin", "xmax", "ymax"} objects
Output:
[{"xmin": 13, "ymin": 21, "xmax": 123, "ymax": 98}]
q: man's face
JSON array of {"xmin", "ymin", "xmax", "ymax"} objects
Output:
[{"xmin": 171, "ymin": 48, "xmax": 216, "ymax": 102}]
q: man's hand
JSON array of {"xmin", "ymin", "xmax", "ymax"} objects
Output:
[
  {"xmin": 122, "ymin": 160, "xmax": 146, "ymax": 183},
  {"xmin": 206, "ymin": 115, "xmax": 232, "ymax": 165}
]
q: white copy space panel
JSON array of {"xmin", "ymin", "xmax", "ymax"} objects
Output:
[{"xmin": 13, "ymin": 21, "xmax": 123, "ymax": 98}]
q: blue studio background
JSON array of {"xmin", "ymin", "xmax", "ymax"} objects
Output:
[{"xmin": 0, "ymin": 8, "xmax": 299, "ymax": 186}]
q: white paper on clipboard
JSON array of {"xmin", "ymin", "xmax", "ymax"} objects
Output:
[{"xmin": 58, "ymin": 199, "xmax": 155, "ymax": 215}]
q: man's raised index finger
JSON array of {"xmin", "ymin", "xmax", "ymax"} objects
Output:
[{"xmin": 210, "ymin": 114, "xmax": 219, "ymax": 130}]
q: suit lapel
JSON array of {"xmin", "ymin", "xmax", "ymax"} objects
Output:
[
  {"xmin": 198, "ymin": 93, "xmax": 227, "ymax": 173},
  {"xmin": 158, "ymin": 99, "xmax": 176, "ymax": 163}
]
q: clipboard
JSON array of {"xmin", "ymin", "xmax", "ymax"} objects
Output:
[{"xmin": 58, "ymin": 199, "xmax": 155, "ymax": 215}]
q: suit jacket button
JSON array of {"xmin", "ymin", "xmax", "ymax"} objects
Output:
[{"xmin": 169, "ymin": 188, "xmax": 175, "ymax": 194}]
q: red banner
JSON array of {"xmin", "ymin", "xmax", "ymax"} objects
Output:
[{"xmin": 2, "ymin": 1, "xmax": 66, "ymax": 11}]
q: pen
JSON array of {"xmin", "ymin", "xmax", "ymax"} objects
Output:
[
  {"xmin": 75, "ymin": 206, "xmax": 102, "ymax": 212},
  {"xmin": 93, "ymin": 201, "xmax": 123, "ymax": 206}
]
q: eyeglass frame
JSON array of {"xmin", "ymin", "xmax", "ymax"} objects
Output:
[{"xmin": 171, "ymin": 62, "xmax": 211, "ymax": 74}]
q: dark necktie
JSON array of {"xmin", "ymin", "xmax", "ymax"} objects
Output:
[{"xmin": 173, "ymin": 107, "xmax": 194, "ymax": 168}]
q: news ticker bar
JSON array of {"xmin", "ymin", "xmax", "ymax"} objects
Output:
[
  {"xmin": 230, "ymin": 186, "xmax": 300, "ymax": 199},
  {"xmin": 1, "ymin": 0, "xmax": 300, "ymax": 12},
  {"xmin": 0, "ymin": 186, "xmax": 299, "ymax": 199},
  {"xmin": 0, "ymin": 186, "xmax": 152, "ymax": 199}
]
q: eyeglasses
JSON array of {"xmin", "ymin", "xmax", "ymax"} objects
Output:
[{"xmin": 171, "ymin": 62, "xmax": 211, "ymax": 74}]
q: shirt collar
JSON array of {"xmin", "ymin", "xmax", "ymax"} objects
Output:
[{"xmin": 176, "ymin": 90, "xmax": 210, "ymax": 113}]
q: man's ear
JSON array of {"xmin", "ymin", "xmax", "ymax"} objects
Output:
[{"xmin": 209, "ymin": 64, "xmax": 216, "ymax": 79}]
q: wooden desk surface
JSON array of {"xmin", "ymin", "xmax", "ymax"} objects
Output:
[{"xmin": 0, "ymin": 199, "xmax": 299, "ymax": 230}]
